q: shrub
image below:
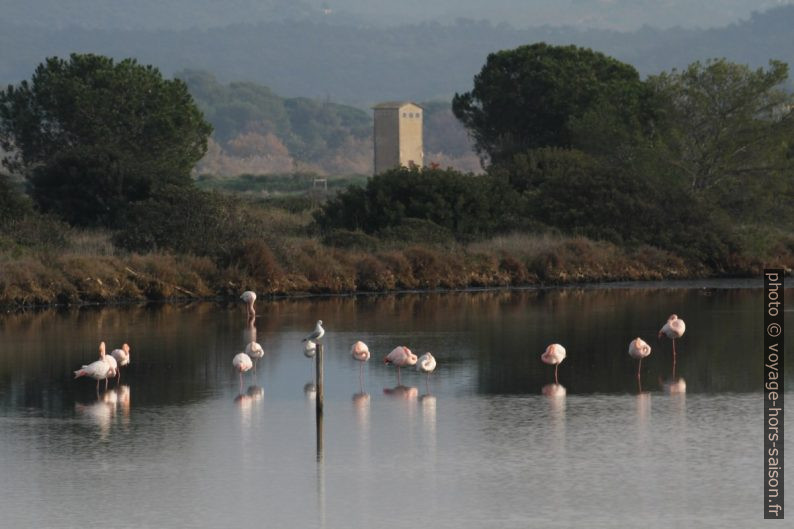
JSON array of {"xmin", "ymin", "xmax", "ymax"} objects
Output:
[
  {"xmin": 322, "ymin": 229, "xmax": 379, "ymax": 251},
  {"xmin": 377, "ymin": 218, "xmax": 455, "ymax": 245}
]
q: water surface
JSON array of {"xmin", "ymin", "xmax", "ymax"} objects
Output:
[{"xmin": 0, "ymin": 282, "xmax": 790, "ymax": 528}]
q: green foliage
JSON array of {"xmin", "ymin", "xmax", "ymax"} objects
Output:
[
  {"xmin": 648, "ymin": 59, "xmax": 794, "ymax": 223},
  {"xmin": 492, "ymin": 148, "xmax": 737, "ymax": 264},
  {"xmin": 321, "ymin": 229, "xmax": 379, "ymax": 251},
  {"xmin": 0, "ymin": 54, "xmax": 212, "ymax": 226},
  {"xmin": 315, "ymin": 166, "xmax": 523, "ymax": 239},
  {"xmin": 195, "ymin": 172, "xmax": 367, "ymax": 194},
  {"xmin": 377, "ymin": 218, "xmax": 455, "ymax": 245},
  {"xmin": 0, "ymin": 174, "xmax": 30, "ymax": 224},
  {"xmin": 452, "ymin": 42, "xmax": 653, "ymax": 164},
  {"xmin": 112, "ymin": 186, "xmax": 247, "ymax": 256}
]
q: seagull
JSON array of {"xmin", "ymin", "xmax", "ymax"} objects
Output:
[
  {"xmin": 541, "ymin": 344, "xmax": 566, "ymax": 384},
  {"xmin": 110, "ymin": 343, "xmax": 131, "ymax": 382},
  {"xmin": 628, "ymin": 337, "xmax": 652, "ymax": 381},
  {"xmin": 241, "ymin": 291, "xmax": 257, "ymax": 320},
  {"xmin": 658, "ymin": 314, "xmax": 686, "ymax": 377},
  {"xmin": 302, "ymin": 320, "xmax": 325, "ymax": 343},
  {"xmin": 74, "ymin": 342, "xmax": 113, "ymax": 392}
]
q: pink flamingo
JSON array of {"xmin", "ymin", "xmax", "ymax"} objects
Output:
[
  {"xmin": 384, "ymin": 346, "xmax": 417, "ymax": 384},
  {"xmin": 240, "ymin": 291, "xmax": 257, "ymax": 321},
  {"xmin": 541, "ymin": 343, "xmax": 566, "ymax": 384},
  {"xmin": 232, "ymin": 352, "xmax": 253, "ymax": 390},
  {"xmin": 628, "ymin": 337, "xmax": 652, "ymax": 383},
  {"xmin": 351, "ymin": 341, "xmax": 370, "ymax": 384},
  {"xmin": 74, "ymin": 342, "xmax": 114, "ymax": 392},
  {"xmin": 110, "ymin": 343, "xmax": 131, "ymax": 382},
  {"xmin": 658, "ymin": 314, "xmax": 686, "ymax": 377},
  {"xmin": 245, "ymin": 341, "xmax": 265, "ymax": 371}
]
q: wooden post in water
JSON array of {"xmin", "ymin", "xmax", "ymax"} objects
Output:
[
  {"xmin": 316, "ymin": 342, "xmax": 324, "ymax": 414},
  {"xmin": 315, "ymin": 341, "xmax": 324, "ymax": 461}
]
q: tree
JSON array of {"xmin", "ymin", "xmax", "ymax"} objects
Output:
[
  {"xmin": 647, "ymin": 59, "xmax": 794, "ymax": 222},
  {"xmin": 452, "ymin": 42, "xmax": 654, "ymax": 166},
  {"xmin": 0, "ymin": 54, "xmax": 212, "ymax": 226}
]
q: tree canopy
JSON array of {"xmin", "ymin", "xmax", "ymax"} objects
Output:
[
  {"xmin": 452, "ymin": 42, "xmax": 654, "ymax": 165},
  {"xmin": 0, "ymin": 53, "xmax": 212, "ymax": 226},
  {"xmin": 647, "ymin": 58, "xmax": 794, "ymax": 222}
]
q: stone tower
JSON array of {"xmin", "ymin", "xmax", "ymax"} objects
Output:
[{"xmin": 372, "ymin": 102, "xmax": 423, "ymax": 175}]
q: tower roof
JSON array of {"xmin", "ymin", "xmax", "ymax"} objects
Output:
[{"xmin": 372, "ymin": 101, "xmax": 423, "ymax": 110}]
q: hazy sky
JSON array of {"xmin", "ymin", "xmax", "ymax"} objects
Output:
[{"xmin": 5, "ymin": 0, "xmax": 793, "ymax": 31}]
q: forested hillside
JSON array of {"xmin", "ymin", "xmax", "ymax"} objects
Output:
[{"xmin": 180, "ymin": 72, "xmax": 478, "ymax": 175}]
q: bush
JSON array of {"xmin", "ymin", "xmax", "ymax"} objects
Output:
[
  {"xmin": 321, "ymin": 229, "xmax": 379, "ymax": 251},
  {"xmin": 315, "ymin": 166, "xmax": 524, "ymax": 239},
  {"xmin": 113, "ymin": 185, "xmax": 245, "ymax": 256},
  {"xmin": 377, "ymin": 218, "xmax": 455, "ymax": 245}
]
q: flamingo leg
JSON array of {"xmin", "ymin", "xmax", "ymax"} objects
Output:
[
  {"xmin": 105, "ymin": 378, "xmax": 109, "ymax": 391},
  {"xmin": 672, "ymin": 339, "xmax": 677, "ymax": 379},
  {"xmin": 397, "ymin": 366, "xmax": 402, "ymax": 385},
  {"xmin": 554, "ymin": 364, "xmax": 559, "ymax": 385},
  {"xmin": 637, "ymin": 358, "xmax": 642, "ymax": 379}
]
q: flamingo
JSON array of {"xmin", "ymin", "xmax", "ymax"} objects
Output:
[
  {"xmin": 240, "ymin": 290, "xmax": 257, "ymax": 321},
  {"xmin": 245, "ymin": 341, "xmax": 265, "ymax": 370},
  {"xmin": 302, "ymin": 320, "xmax": 325, "ymax": 343},
  {"xmin": 304, "ymin": 340, "xmax": 317, "ymax": 358},
  {"xmin": 384, "ymin": 346, "xmax": 417, "ymax": 384},
  {"xmin": 103, "ymin": 354, "xmax": 118, "ymax": 390},
  {"xmin": 351, "ymin": 341, "xmax": 370, "ymax": 384},
  {"xmin": 110, "ymin": 343, "xmax": 131, "ymax": 382},
  {"xmin": 658, "ymin": 314, "xmax": 686, "ymax": 377},
  {"xmin": 628, "ymin": 337, "xmax": 652, "ymax": 383},
  {"xmin": 232, "ymin": 352, "xmax": 253, "ymax": 390},
  {"xmin": 416, "ymin": 352, "xmax": 436, "ymax": 391},
  {"xmin": 541, "ymin": 343, "xmax": 566, "ymax": 384},
  {"xmin": 74, "ymin": 342, "xmax": 113, "ymax": 392}
]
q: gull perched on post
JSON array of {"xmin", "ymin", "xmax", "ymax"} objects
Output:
[{"xmin": 302, "ymin": 320, "xmax": 325, "ymax": 343}]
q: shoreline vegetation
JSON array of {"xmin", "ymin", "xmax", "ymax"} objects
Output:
[
  {"xmin": 1, "ymin": 230, "xmax": 790, "ymax": 309},
  {"xmin": 2, "ymin": 50, "xmax": 793, "ymax": 310}
]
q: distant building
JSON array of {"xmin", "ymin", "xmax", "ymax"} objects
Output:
[{"xmin": 372, "ymin": 101, "xmax": 423, "ymax": 175}]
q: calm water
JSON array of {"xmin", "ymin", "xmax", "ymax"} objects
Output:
[{"xmin": 0, "ymin": 281, "xmax": 791, "ymax": 528}]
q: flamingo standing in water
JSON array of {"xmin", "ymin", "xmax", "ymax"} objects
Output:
[
  {"xmin": 110, "ymin": 343, "xmax": 131, "ymax": 382},
  {"xmin": 74, "ymin": 342, "xmax": 113, "ymax": 392},
  {"xmin": 351, "ymin": 341, "xmax": 370, "ymax": 384},
  {"xmin": 416, "ymin": 352, "xmax": 437, "ymax": 391},
  {"xmin": 232, "ymin": 352, "xmax": 253, "ymax": 390},
  {"xmin": 241, "ymin": 291, "xmax": 257, "ymax": 321},
  {"xmin": 628, "ymin": 337, "xmax": 652, "ymax": 378},
  {"xmin": 541, "ymin": 344, "xmax": 566, "ymax": 384},
  {"xmin": 659, "ymin": 314, "xmax": 686, "ymax": 377},
  {"xmin": 245, "ymin": 341, "xmax": 265, "ymax": 371},
  {"xmin": 384, "ymin": 346, "xmax": 417, "ymax": 384}
]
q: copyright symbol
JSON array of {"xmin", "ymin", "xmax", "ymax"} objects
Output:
[{"xmin": 767, "ymin": 323, "xmax": 782, "ymax": 337}]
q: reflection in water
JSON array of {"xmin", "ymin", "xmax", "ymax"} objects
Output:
[
  {"xmin": 663, "ymin": 377, "xmax": 687, "ymax": 394},
  {"xmin": 383, "ymin": 385, "xmax": 418, "ymax": 400},
  {"xmin": 234, "ymin": 385, "xmax": 264, "ymax": 428},
  {"xmin": 75, "ymin": 395, "xmax": 116, "ymax": 438},
  {"xmin": 304, "ymin": 382, "xmax": 317, "ymax": 400}
]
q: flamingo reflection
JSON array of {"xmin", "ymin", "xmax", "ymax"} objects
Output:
[{"xmin": 383, "ymin": 385, "xmax": 418, "ymax": 400}]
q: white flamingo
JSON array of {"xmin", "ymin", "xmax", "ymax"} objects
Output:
[
  {"xmin": 110, "ymin": 343, "xmax": 131, "ymax": 382},
  {"xmin": 658, "ymin": 314, "xmax": 686, "ymax": 377},
  {"xmin": 416, "ymin": 352, "xmax": 437, "ymax": 390},
  {"xmin": 351, "ymin": 341, "xmax": 370, "ymax": 384},
  {"xmin": 541, "ymin": 343, "xmax": 566, "ymax": 384},
  {"xmin": 384, "ymin": 346, "xmax": 417, "ymax": 384},
  {"xmin": 302, "ymin": 320, "xmax": 325, "ymax": 343},
  {"xmin": 241, "ymin": 291, "xmax": 257, "ymax": 320},
  {"xmin": 232, "ymin": 352, "xmax": 253, "ymax": 389},
  {"xmin": 245, "ymin": 341, "xmax": 265, "ymax": 370},
  {"xmin": 628, "ymin": 337, "xmax": 652, "ymax": 382},
  {"xmin": 74, "ymin": 342, "xmax": 113, "ymax": 392}
]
